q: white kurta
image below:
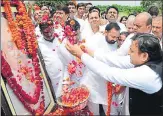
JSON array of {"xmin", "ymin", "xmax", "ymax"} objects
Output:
[
  {"xmin": 80, "ymin": 32, "xmax": 118, "ymax": 105},
  {"xmin": 160, "ymin": 38, "xmax": 162, "ymax": 49},
  {"xmin": 101, "ymin": 22, "xmax": 127, "ymax": 33},
  {"xmin": 81, "ymin": 53, "xmax": 162, "ymax": 94},
  {"xmin": 38, "ymin": 36, "xmax": 64, "ymax": 98},
  {"xmin": 74, "ymin": 17, "xmax": 85, "ymax": 32},
  {"xmin": 94, "ymin": 33, "xmax": 135, "ymax": 57},
  {"xmin": 58, "ymin": 40, "xmax": 85, "ymax": 90},
  {"xmin": 35, "ymin": 25, "xmax": 42, "ymax": 38},
  {"xmin": 117, "ymin": 22, "xmax": 127, "ymax": 33}
]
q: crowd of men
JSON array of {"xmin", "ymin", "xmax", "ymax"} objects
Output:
[{"xmin": 27, "ymin": 2, "xmax": 162, "ymax": 115}]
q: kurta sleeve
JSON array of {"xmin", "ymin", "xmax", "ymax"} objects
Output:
[
  {"xmin": 94, "ymin": 34, "xmax": 135, "ymax": 68},
  {"xmin": 94, "ymin": 34, "xmax": 134, "ymax": 58},
  {"xmin": 94, "ymin": 53, "xmax": 134, "ymax": 69},
  {"xmin": 81, "ymin": 53, "xmax": 162, "ymax": 94}
]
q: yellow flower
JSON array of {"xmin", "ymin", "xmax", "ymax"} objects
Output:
[{"xmin": 70, "ymin": 20, "xmax": 75, "ymax": 26}]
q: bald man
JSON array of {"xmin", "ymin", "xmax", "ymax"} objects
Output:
[
  {"xmin": 126, "ymin": 15, "xmax": 135, "ymax": 34},
  {"xmin": 66, "ymin": 12, "xmax": 157, "ymax": 115},
  {"xmin": 81, "ymin": 12, "xmax": 153, "ymax": 115},
  {"xmin": 93, "ymin": 12, "xmax": 153, "ymax": 57}
]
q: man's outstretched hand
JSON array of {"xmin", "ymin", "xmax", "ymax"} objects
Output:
[{"xmin": 66, "ymin": 41, "xmax": 84, "ymax": 58}]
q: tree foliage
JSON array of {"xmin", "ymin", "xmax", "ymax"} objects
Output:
[
  {"xmin": 141, "ymin": 0, "xmax": 162, "ymax": 11},
  {"xmin": 35, "ymin": 0, "xmax": 70, "ymax": 13},
  {"xmin": 96, "ymin": 4, "xmax": 146, "ymax": 16}
]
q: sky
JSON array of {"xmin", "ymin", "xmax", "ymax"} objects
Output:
[{"xmin": 77, "ymin": 1, "xmax": 141, "ymax": 6}]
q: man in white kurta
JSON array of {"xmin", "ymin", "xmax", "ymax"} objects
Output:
[
  {"xmin": 82, "ymin": 12, "xmax": 153, "ymax": 115},
  {"xmin": 104, "ymin": 6, "xmax": 127, "ymax": 33},
  {"xmin": 65, "ymin": 33, "xmax": 163, "ymax": 115},
  {"xmin": 37, "ymin": 21, "xmax": 64, "ymax": 98},
  {"xmin": 80, "ymin": 10, "xmax": 121, "ymax": 115},
  {"xmin": 57, "ymin": 19, "xmax": 86, "ymax": 93}
]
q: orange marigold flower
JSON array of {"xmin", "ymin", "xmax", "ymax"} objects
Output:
[{"xmin": 70, "ymin": 20, "xmax": 75, "ymax": 26}]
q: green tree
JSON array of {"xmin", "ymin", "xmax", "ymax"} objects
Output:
[
  {"xmin": 96, "ymin": 4, "xmax": 145, "ymax": 16},
  {"xmin": 35, "ymin": 0, "xmax": 70, "ymax": 13},
  {"xmin": 141, "ymin": 0, "xmax": 162, "ymax": 10}
]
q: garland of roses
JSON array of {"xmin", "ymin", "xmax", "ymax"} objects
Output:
[
  {"xmin": 46, "ymin": 106, "xmax": 93, "ymax": 116},
  {"xmin": 58, "ymin": 19, "xmax": 114, "ymax": 115},
  {"xmin": 3, "ymin": 0, "xmax": 45, "ymax": 115},
  {"xmin": 1, "ymin": 53, "xmax": 45, "ymax": 115},
  {"xmin": 106, "ymin": 82, "xmax": 113, "ymax": 116}
]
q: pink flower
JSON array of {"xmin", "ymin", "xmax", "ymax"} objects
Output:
[
  {"xmin": 53, "ymin": 33, "xmax": 59, "ymax": 38},
  {"xmin": 42, "ymin": 14, "xmax": 49, "ymax": 22}
]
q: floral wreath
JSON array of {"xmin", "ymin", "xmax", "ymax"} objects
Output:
[{"xmin": 3, "ymin": 1, "xmax": 45, "ymax": 115}]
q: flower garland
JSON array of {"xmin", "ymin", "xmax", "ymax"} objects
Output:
[
  {"xmin": 106, "ymin": 82, "xmax": 113, "ymax": 116},
  {"xmin": 3, "ymin": 0, "xmax": 45, "ymax": 115},
  {"xmin": 3, "ymin": 1, "xmax": 26, "ymax": 52},
  {"xmin": 46, "ymin": 106, "xmax": 93, "ymax": 116},
  {"xmin": 16, "ymin": 1, "xmax": 38, "ymax": 57},
  {"xmin": 1, "ymin": 0, "xmax": 19, "ymax": 6},
  {"xmin": 1, "ymin": 53, "xmax": 44, "ymax": 114},
  {"xmin": 106, "ymin": 83, "xmax": 124, "ymax": 116}
]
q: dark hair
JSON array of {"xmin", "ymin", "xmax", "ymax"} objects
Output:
[
  {"xmin": 86, "ymin": 3, "xmax": 93, "ymax": 6},
  {"xmin": 106, "ymin": 6, "xmax": 119, "ymax": 14},
  {"xmin": 128, "ymin": 13, "xmax": 137, "ymax": 17},
  {"xmin": 105, "ymin": 22, "xmax": 120, "ymax": 32},
  {"xmin": 132, "ymin": 33, "xmax": 162, "ymax": 62},
  {"xmin": 40, "ymin": 5, "xmax": 49, "ymax": 10},
  {"xmin": 65, "ymin": 19, "xmax": 80, "ymax": 31},
  {"xmin": 77, "ymin": 3, "xmax": 85, "ymax": 10},
  {"xmin": 88, "ymin": 10, "xmax": 100, "ymax": 18},
  {"xmin": 120, "ymin": 16, "xmax": 128, "ymax": 23},
  {"xmin": 39, "ymin": 20, "xmax": 53, "ymax": 31},
  {"xmin": 101, "ymin": 11, "xmax": 106, "ymax": 16},
  {"xmin": 66, "ymin": 1, "xmax": 76, "ymax": 8},
  {"xmin": 89, "ymin": 6, "xmax": 101, "ymax": 14},
  {"xmin": 56, "ymin": 5, "xmax": 70, "ymax": 14},
  {"xmin": 120, "ymin": 31, "xmax": 129, "ymax": 37},
  {"xmin": 147, "ymin": 5, "xmax": 159, "ymax": 17}
]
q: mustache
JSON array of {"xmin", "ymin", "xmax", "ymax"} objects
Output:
[
  {"xmin": 110, "ymin": 15, "xmax": 115, "ymax": 18},
  {"xmin": 105, "ymin": 36, "xmax": 116, "ymax": 44}
]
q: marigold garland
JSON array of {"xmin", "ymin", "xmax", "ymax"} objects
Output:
[
  {"xmin": 3, "ymin": 0, "xmax": 45, "ymax": 115},
  {"xmin": 3, "ymin": 1, "xmax": 26, "ymax": 52},
  {"xmin": 16, "ymin": 1, "xmax": 38, "ymax": 56}
]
